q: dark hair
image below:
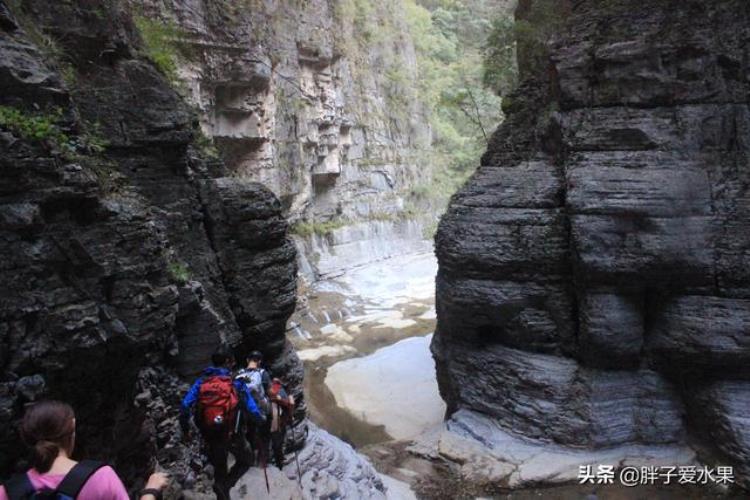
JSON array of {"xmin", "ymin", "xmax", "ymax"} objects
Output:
[
  {"xmin": 247, "ymin": 350, "xmax": 263, "ymax": 362},
  {"xmin": 211, "ymin": 345, "xmax": 233, "ymax": 367},
  {"xmin": 20, "ymin": 400, "xmax": 75, "ymax": 473}
]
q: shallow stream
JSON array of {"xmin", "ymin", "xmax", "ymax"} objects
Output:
[{"xmin": 289, "ymin": 251, "xmax": 444, "ymax": 448}]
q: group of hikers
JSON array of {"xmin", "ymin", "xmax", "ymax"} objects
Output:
[
  {"xmin": 180, "ymin": 347, "xmax": 297, "ymax": 499},
  {"xmin": 0, "ymin": 347, "xmax": 296, "ymax": 500}
]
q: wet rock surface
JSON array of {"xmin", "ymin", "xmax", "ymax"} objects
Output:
[
  {"xmin": 290, "ymin": 251, "xmax": 439, "ymax": 449},
  {"xmin": 325, "ymin": 334, "xmax": 445, "ymax": 441},
  {"xmin": 433, "ymin": 0, "xmax": 750, "ymax": 490},
  {"xmin": 437, "ymin": 409, "xmax": 697, "ymax": 488}
]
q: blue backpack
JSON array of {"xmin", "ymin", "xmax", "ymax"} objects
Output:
[{"xmin": 3, "ymin": 460, "xmax": 104, "ymax": 500}]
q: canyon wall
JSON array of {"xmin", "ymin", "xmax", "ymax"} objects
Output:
[
  {"xmin": 433, "ymin": 0, "xmax": 750, "ymax": 488},
  {"xmin": 0, "ymin": 2, "xmax": 389, "ymax": 495},
  {"xmin": 132, "ymin": 0, "xmax": 433, "ymax": 278}
]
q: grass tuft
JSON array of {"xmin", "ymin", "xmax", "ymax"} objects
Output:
[
  {"xmin": 134, "ymin": 16, "xmax": 183, "ymax": 83},
  {"xmin": 0, "ymin": 105, "xmax": 70, "ymax": 148},
  {"xmin": 290, "ymin": 219, "xmax": 350, "ymax": 237}
]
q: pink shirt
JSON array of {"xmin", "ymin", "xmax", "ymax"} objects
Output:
[{"xmin": 0, "ymin": 466, "xmax": 129, "ymax": 500}]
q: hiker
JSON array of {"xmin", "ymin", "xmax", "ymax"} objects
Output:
[
  {"xmin": 0, "ymin": 400, "xmax": 169, "ymax": 500},
  {"xmin": 267, "ymin": 376, "xmax": 295, "ymax": 470},
  {"xmin": 235, "ymin": 351, "xmax": 295, "ymax": 470},
  {"xmin": 179, "ymin": 346, "xmax": 265, "ymax": 500}
]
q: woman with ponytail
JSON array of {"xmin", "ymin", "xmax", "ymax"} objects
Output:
[{"xmin": 0, "ymin": 400, "xmax": 168, "ymax": 500}]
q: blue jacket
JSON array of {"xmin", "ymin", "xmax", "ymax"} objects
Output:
[{"xmin": 180, "ymin": 367, "xmax": 264, "ymax": 430}]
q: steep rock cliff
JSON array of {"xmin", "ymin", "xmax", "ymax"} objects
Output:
[
  {"xmin": 132, "ymin": 0, "xmax": 433, "ymax": 278},
  {"xmin": 0, "ymin": 0, "xmax": 306, "ymax": 489},
  {"xmin": 434, "ymin": 0, "xmax": 750, "ymax": 488}
]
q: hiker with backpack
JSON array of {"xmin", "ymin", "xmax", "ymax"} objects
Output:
[
  {"xmin": 0, "ymin": 400, "xmax": 169, "ymax": 500},
  {"xmin": 235, "ymin": 351, "xmax": 295, "ymax": 471},
  {"xmin": 179, "ymin": 346, "xmax": 265, "ymax": 500},
  {"xmin": 266, "ymin": 376, "xmax": 295, "ymax": 470}
]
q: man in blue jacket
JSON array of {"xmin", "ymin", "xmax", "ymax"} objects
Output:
[{"xmin": 180, "ymin": 346, "xmax": 265, "ymax": 500}]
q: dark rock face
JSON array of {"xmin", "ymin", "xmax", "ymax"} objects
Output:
[
  {"xmin": 0, "ymin": 0, "xmax": 300, "ymax": 489},
  {"xmin": 433, "ymin": 0, "xmax": 750, "ymax": 488}
]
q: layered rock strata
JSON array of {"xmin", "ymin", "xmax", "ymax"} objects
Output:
[
  {"xmin": 0, "ymin": 0, "xmax": 335, "ymax": 492},
  {"xmin": 433, "ymin": 0, "xmax": 750, "ymax": 489},
  {"xmin": 134, "ymin": 0, "xmax": 434, "ymax": 278}
]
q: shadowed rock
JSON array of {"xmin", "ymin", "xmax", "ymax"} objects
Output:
[
  {"xmin": 433, "ymin": 0, "xmax": 750, "ymax": 489},
  {"xmin": 0, "ymin": 0, "xmax": 300, "ymax": 490}
]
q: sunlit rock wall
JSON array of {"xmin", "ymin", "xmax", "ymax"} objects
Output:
[
  {"xmin": 433, "ymin": 0, "xmax": 750, "ymax": 488},
  {"xmin": 134, "ymin": 0, "xmax": 434, "ymax": 277}
]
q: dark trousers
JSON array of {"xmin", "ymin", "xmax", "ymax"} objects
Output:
[
  {"xmin": 203, "ymin": 429, "xmax": 251, "ymax": 500},
  {"xmin": 247, "ymin": 419, "xmax": 285, "ymax": 469}
]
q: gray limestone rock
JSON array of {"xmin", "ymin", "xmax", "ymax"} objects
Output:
[
  {"xmin": 578, "ymin": 292, "xmax": 643, "ymax": 369},
  {"xmin": 433, "ymin": 339, "xmax": 685, "ymax": 448},
  {"xmin": 649, "ymin": 295, "xmax": 750, "ymax": 372},
  {"xmin": 132, "ymin": 0, "xmax": 439, "ymax": 279},
  {"xmin": 691, "ymin": 381, "xmax": 750, "ymax": 490},
  {"xmin": 287, "ymin": 423, "xmax": 387, "ymax": 500},
  {"xmin": 434, "ymin": 0, "xmax": 750, "ymax": 489},
  {"xmin": 0, "ymin": 0, "xmax": 301, "ymax": 490}
]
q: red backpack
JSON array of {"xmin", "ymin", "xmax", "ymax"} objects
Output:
[{"xmin": 198, "ymin": 375, "xmax": 239, "ymax": 431}]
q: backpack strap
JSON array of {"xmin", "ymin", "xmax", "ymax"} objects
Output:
[
  {"xmin": 55, "ymin": 460, "xmax": 105, "ymax": 498},
  {"xmin": 4, "ymin": 473, "xmax": 35, "ymax": 500}
]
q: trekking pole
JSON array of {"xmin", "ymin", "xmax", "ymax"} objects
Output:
[
  {"xmin": 260, "ymin": 442, "xmax": 270, "ymax": 494},
  {"xmin": 290, "ymin": 422, "xmax": 303, "ymax": 488}
]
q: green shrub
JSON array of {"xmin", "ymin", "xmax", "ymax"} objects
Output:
[
  {"xmin": 482, "ymin": 16, "xmax": 518, "ymax": 96},
  {"xmin": 422, "ymin": 219, "xmax": 439, "ymax": 240},
  {"xmin": 367, "ymin": 211, "xmax": 396, "ymax": 222},
  {"xmin": 403, "ymin": 0, "xmax": 503, "ymax": 193},
  {"xmin": 483, "ymin": 0, "xmax": 569, "ymax": 96},
  {"xmin": 0, "ymin": 105, "xmax": 70, "ymax": 149},
  {"xmin": 290, "ymin": 222, "xmax": 314, "ymax": 237},
  {"xmin": 78, "ymin": 121, "xmax": 109, "ymax": 154},
  {"xmin": 168, "ymin": 261, "xmax": 191, "ymax": 284},
  {"xmin": 410, "ymin": 184, "xmax": 432, "ymax": 199},
  {"xmin": 195, "ymin": 129, "xmax": 221, "ymax": 159},
  {"xmin": 60, "ymin": 64, "xmax": 78, "ymax": 87}
]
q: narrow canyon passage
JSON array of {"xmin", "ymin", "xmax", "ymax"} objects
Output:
[{"xmin": 2, "ymin": 0, "xmax": 749, "ymax": 498}]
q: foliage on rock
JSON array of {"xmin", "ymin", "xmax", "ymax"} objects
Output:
[
  {"xmin": 403, "ymin": 0, "xmax": 509, "ymax": 205},
  {"xmin": 133, "ymin": 15, "xmax": 183, "ymax": 83},
  {"xmin": 0, "ymin": 105, "xmax": 69, "ymax": 147}
]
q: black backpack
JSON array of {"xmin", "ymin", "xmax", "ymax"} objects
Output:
[{"xmin": 3, "ymin": 460, "xmax": 105, "ymax": 500}]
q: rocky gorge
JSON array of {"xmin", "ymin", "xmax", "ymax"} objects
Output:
[
  {"xmin": 433, "ymin": 0, "xmax": 750, "ymax": 493},
  {"xmin": 2, "ymin": 0, "xmax": 750, "ymax": 498}
]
